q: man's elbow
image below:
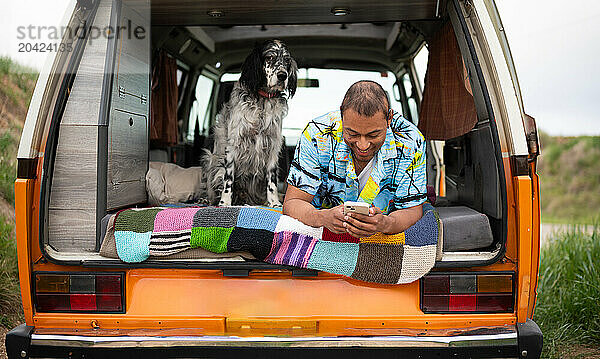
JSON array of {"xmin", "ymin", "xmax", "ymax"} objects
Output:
[{"xmin": 282, "ymin": 197, "xmax": 296, "ymax": 216}]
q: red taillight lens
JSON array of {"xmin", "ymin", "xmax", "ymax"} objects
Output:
[
  {"xmin": 449, "ymin": 294, "xmax": 477, "ymax": 311},
  {"xmin": 421, "ymin": 294, "xmax": 449, "ymax": 311},
  {"xmin": 96, "ymin": 275, "xmax": 122, "ymax": 294},
  {"xmin": 36, "ymin": 294, "xmax": 70, "ymax": 312},
  {"xmin": 421, "ymin": 272, "xmax": 514, "ymax": 313},
  {"xmin": 476, "ymin": 293, "xmax": 514, "ymax": 311},
  {"xmin": 422, "ymin": 275, "xmax": 449, "ymax": 294},
  {"xmin": 34, "ymin": 273, "xmax": 124, "ymax": 313},
  {"xmin": 70, "ymin": 294, "xmax": 97, "ymax": 311},
  {"xmin": 97, "ymin": 294, "xmax": 123, "ymax": 311}
]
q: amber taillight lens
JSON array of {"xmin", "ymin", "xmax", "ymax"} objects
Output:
[
  {"xmin": 35, "ymin": 273, "xmax": 124, "ymax": 313},
  {"xmin": 421, "ymin": 272, "xmax": 514, "ymax": 313}
]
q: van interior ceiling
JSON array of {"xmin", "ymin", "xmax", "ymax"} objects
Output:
[{"xmin": 42, "ymin": 0, "xmax": 506, "ymax": 268}]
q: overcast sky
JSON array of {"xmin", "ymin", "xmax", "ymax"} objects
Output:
[{"xmin": 1, "ymin": 0, "xmax": 598, "ymax": 136}]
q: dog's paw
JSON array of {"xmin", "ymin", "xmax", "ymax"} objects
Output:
[
  {"xmin": 267, "ymin": 199, "xmax": 283, "ymax": 208},
  {"xmin": 218, "ymin": 198, "xmax": 232, "ymax": 206}
]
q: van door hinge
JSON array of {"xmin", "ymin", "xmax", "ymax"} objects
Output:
[
  {"xmin": 523, "ymin": 114, "xmax": 540, "ymax": 162},
  {"xmin": 119, "ymin": 86, "xmax": 147, "ymax": 104}
]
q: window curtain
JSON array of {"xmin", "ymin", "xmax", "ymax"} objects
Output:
[
  {"xmin": 418, "ymin": 22, "xmax": 477, "ymax": 140},
  {"xmin": 150, "ymin": 50, "xmax": 178, "ymax": 146}
]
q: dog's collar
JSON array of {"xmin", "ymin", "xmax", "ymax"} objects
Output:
[{"xmin": 258, "ymin": 90, "xmax": 282, "ymax": 99}]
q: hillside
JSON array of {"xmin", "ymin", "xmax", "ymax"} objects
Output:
[
  {"xmin": 538, "ymin": 131, "xmax": 600, "ymax": 224},
  {"xmin": 0, "ymin": 57, "xmax": 37, "ymax": 328},
  {"xmin": 0, "ymin": 57, "xmax": 37, "ymax": 212}
]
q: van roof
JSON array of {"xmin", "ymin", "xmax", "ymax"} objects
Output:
[{"xmin": 150, "ymin": 0, "xmax": 441, "ymax": 26}]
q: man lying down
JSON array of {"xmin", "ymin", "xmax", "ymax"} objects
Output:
[{"xmin": 283, "ymin": 80, "xmax": 427, "ymax": 237}]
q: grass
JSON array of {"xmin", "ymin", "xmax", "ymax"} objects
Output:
[
  {"xmin": 0, "ymin": 214, "xmax": 22, "ymax": 328},
  {"xmin": 538, "ymin": 131, "xmax": 600, "ymax": 224},
  {"xmin": 0, "ymin": 131, "xmax": 18, "ymax": 205},
  {"xmin": 535, "ymin": 224, "xmax": 600, "ymax": 358},
  {"xmin": 0, "ymin": 56, "xmax": 31, "ymax": 329},
  {"xmin": 0, "ymin": 56, "xmax": 37, "ymax": 109}
]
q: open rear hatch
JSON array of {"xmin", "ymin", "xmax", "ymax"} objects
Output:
[{"xmin": 34, "ymin": 0, "xmax": 507, "ymax": 271}]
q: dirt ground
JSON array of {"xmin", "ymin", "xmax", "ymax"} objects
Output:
[
  {"xmin": 560, "ymin": 344, "xmax": 600, "ymax": 359},
  {"xmin": 1, "ymin": 326, "xmax": 7, "ymax": 359}
]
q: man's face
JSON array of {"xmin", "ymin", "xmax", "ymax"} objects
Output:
[{"xmin": 342, "ymin": 108, "xmax": 389, "ymax": 164}]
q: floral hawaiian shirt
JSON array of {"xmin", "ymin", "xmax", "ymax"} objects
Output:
[{"xmin": 287, "ymin": 110, "xmax": 427, "ymax": 214}]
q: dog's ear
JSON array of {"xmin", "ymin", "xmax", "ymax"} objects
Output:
[
  {"xmin": 239, "ymin": 45, "xmax": 264, "ymax": 93},
  {"xmin": 287, "ymin": 58, "xmax": 298, "ymax": 98}
]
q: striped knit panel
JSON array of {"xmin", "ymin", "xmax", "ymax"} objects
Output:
[
  {"xmin": 236, "ymin": 207, "xmax": 281, "ymax": 232},
  {"xmin": 114, "ymin": 208, "xmax": 162, "ymax": 233},
  {"xmin": 321, "ymin": 228, "xmax": 359, "ymax": 243},
  {"xmin": 114, "ymin": 231, "xmax": 151, "ymax": 263},
  {"xmin": 306, "ymin": 241, "xmax": 359, "ymax": 276},
  {"xmin": 265, "ymin": 231, "xmax": 318, "ymax": 267},
  {"xmin": 227, "ymin": 227, "xmax": 275, "ymax": 261},
  {"xmin": 193, "ymin": 207, "xmax": 241, "ymax": 228},
  {"xmin": 148, "ymin": 231, "xmax": 191, "ymax": 256},
  {"xmin": 360, "ymin": 232, "xmax": 405, "ymax": 245},
  {"xmin": 351, "ymin": 243, "xmax": 404, "ymax": 284},
  {"xmin": 190, "ymin": 227, "xmax": 233, "ymax": 253},
  {"xmin": 274, "ymin": 215, "xmax": 323, "ymax": 239}
]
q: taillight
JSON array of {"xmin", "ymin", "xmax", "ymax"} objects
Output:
[
  {"xmin": 421, "ymin": 272, "xmax": 514, "ymax": 313},
  {"xmin": 35, "ymin": 273, "xmax": 124, "ymax": 313}
]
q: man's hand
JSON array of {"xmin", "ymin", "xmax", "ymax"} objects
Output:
[
  {"xmin": 343, "ymin": 206, "xmax": 389, "ymax": 238},
  {"xmin": 321, "ymin": 204, "xmax": 346, "ymax": 234}
]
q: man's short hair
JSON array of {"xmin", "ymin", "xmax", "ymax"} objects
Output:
[{"xmin": 340, "ymin": 80, "xmax": 390, "ymax": 118}]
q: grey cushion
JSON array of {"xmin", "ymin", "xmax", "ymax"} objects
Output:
[{"xmin": 436, "ymin": 206, "xmax": 494, "ymax": 251}]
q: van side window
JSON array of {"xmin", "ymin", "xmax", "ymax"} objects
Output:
[
  {"xmin": 176, "ymin": 66, "xmax": 188, "ymax": 109},
  {"xmin": 413, "ymin": 45, "xmax": 429, "ymax": 92},
  {"xmin": 399, "ymin": 73, "xmax": 419, "ymax": 125},
  {"xmin": 187, "ymin": 74, "xmax": 215, "ymax": 142}
]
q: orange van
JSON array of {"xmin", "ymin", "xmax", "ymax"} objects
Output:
[{"xmin": 6, "ymin": 0, "xmax": 542, "ymax": 358}]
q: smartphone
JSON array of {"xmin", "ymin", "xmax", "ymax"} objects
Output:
[{"xmin": 344, "ymin": 201, "xmax": 370, "ymax": 215}]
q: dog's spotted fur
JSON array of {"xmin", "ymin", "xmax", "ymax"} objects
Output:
[{"xmin": 204, "ymin": 40, "xmax": 297, "ymax": 206}]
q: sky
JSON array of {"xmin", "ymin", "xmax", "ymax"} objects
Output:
[{"xmin": 1, "ymin": 0, "xmax": 599, "ymax": 136}]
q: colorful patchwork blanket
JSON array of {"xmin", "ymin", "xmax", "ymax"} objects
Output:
[{"xmin": 112, "ymin": 205, "xmax": 441, "ymax": 284}]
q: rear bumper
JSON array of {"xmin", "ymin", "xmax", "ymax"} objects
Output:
[{"xmin": 6, "ymin": 320, "xmax": 543, "ymax": 359}]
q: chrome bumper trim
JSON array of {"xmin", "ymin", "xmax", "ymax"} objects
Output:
[{"xmin": 31, "ymin": 331, "xmax": 518, "ymax": 349}]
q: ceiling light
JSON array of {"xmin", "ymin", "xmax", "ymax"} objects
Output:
[
  {"xmin": 331, "ymin": 8, "xmax": 350, "ymax": 16},
  {"xmin": 207, "ymin": 10, "xmax": 224, "ymax": 17}
]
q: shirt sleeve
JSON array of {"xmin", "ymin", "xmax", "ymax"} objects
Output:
[
  {"xmin": 392, "ymin": 133, "xmax": 427, "ymax": 210},
  {"xmin": 286, "ymin": 125, "xmax": 322, "ymax": 196}
]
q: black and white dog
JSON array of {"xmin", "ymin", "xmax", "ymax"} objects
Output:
[{"xmin": 204, "ymin": 40, "xmax": 297, "ymax": 207}]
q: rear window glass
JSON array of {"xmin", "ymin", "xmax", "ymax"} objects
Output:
[{"xmin": 222, "ymin": 69, "xmax": 403, "ymax": 146}]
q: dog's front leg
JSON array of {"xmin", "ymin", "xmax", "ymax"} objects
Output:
[
  {"xmin": 266, "ymin": 166, "xmax": 282, "ymax": 207},
  {"xmin": 218, "ymin": 147, "xmax": 235, "ymax": 206}
]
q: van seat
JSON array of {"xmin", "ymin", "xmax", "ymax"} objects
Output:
[{"xmin": 436, "ymin": 206, "xmax": 494, "ymax": 251}]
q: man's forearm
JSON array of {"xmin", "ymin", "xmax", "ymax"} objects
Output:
[
  {"xmin": 382, "ymin": 205, "xmax": 423, "ymax": 234},
  {"xmin": 282, "ymin": 198, "xmax": 326, "ymax": 227}
]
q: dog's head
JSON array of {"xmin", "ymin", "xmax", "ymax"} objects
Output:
[{"xmin": 239, "ymin": 39, "xmax": 298, "ymax": 98}]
